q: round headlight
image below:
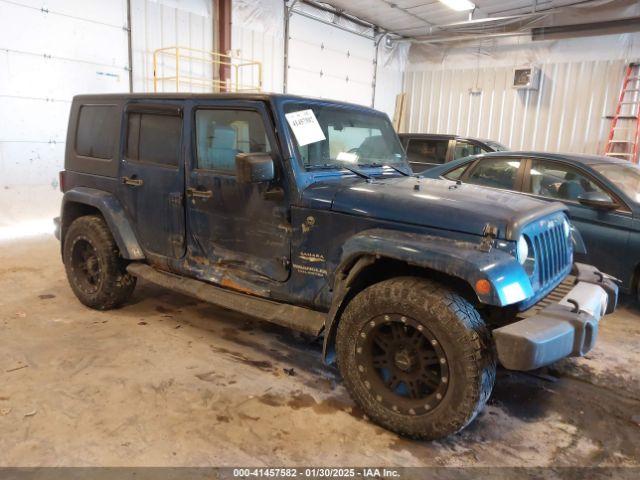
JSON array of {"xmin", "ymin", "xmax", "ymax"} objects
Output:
[
  {"xmin": 516, "ymin": 235, "xmax": 529, "ymax": 265},
  {"xmin": 563, "ymin": 219, "xmax": 571, "ymax": 238}
]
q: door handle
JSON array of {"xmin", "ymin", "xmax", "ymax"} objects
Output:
[
  {"xmin": 186, "ymin": 187, "xmax": 212, "ymax": 199},
  {"xmin": 122, "ymin": 176, "xmax": 144, "ymax": 187}
]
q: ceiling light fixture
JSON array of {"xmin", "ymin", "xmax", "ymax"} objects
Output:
[{"xmin": 438, "ymin": 0, "xmax": 476, "ymax": 12}]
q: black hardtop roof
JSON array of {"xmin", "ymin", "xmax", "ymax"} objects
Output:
[{"xmin": 72, "ymin": 92, "xmax": 383, "ymax": 113}]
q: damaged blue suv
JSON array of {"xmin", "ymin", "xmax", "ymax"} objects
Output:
[{"xmin": 55, "ymin": 93, "xmax": 618, "ymax": 440}]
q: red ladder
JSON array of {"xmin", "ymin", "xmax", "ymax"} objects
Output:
[{"xmin": 604, "ymin": 62, "xmax": 640, "ymax": 163}]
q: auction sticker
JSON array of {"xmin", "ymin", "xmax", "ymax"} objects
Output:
[{"xmin": 285, "ymin": 109, "xmax": 326, "ymax": 147}]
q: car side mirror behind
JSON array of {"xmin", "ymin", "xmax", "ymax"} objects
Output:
[
  {"xmin": 235, "ymin": 153, "xmax": 275, "ymax": 183},
  {"xmin": 577, "ymin": 191, "xmax": 618, "ymax": 210}
]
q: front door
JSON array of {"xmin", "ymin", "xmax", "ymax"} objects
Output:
[
  {"xmin": 118, "ymin": 103, "xmax": 186, "ymax": 259},
  {"xmin": 524, "ymin": 158, "xmax": 631, "ymax": 280},
  {"xmin": 185, "ymin": 101, "xmax": 290, "ymax": 283}
]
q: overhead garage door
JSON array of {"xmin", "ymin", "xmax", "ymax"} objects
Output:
[
  {"xmin": 0, "ymin": 0, "xmax": 130, "ymax": 186},
  {"xmin": 287, "ymin": 11, "xmax": 375, "ymax": 107}
]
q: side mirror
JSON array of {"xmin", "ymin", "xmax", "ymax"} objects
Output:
[
  {"xmin": 577, "ymin": 191, "xmax": 618, "ymax": 210},
  {"xmin": 235, "ymin": 153, "xmax": 275, "ymax": 183}
]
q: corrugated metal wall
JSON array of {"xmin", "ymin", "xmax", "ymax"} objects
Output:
[{"xmin": 404, "ymin": 59, "xmax": 629, "ymax": 155}]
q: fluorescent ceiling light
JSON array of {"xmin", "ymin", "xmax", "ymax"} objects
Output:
[{"xmin": 438, "ymin": 0, "xmax": 476, "ymax": 11}]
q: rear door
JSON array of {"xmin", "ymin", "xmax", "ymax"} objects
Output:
[{"xmin": 118, "ymin": 103, "xmax": 185, "ymax": 259}]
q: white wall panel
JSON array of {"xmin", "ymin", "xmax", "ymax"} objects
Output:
[
  {"xmin": 287, "ymin": 13, "xmax": 374, "ymax": 106},
  {"xmin": 231, "ymin": 1, "xmax": 403, "ymax": 117},
  {"xmin": 232, "ymin": 25, "xmax": 283, "ymax": 94},
  {"xmin": 0, "ymin": 0, "xmax": 128, "ymax": 193},
  {"xmin": 130, "ymin": 0, "xmax": 213, "ymax": 93},
  {"xmin": 0, "ymin": 0, "xmax": 130, "ymax": 229}
]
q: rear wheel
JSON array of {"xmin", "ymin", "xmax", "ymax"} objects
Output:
[
  {"xmin": 63, "ymin": 215, "xmax": 136, "ymax": 310},
  {"xmin": 336, "ymin": 277, "xmax": 495, "ymax": 439}
]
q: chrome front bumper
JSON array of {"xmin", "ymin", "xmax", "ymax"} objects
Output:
[{"xmin": 492, "ymin": 263, "xmax": 618, "ymax": 371}]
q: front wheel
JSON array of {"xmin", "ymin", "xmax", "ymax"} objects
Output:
[{"xmin": 336, "ymin": 277, "xmax": 495, "ymax": 440}]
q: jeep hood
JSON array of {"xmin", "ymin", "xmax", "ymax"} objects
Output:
[{"xmin": 301, "ymin": 176, "xmax": 565, "ymax": 240}]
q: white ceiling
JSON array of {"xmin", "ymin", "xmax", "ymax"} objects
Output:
[{"xmin": 320, "ymin": 0, "xmax": 638, "ymax": 38}]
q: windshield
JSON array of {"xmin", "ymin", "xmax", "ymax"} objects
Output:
[
  {"xmin": 484, "ymin": 140, "xmax": 510, "ymax": 152},
  {"xmin": 283, "ymin": 102, "xmax": 406, "ymax": 170},
  {"xmin": 592, "ymin": 162, "xmax": 640, "ymax": 203}
]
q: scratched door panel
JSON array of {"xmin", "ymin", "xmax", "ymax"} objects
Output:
[{"xmin": 186, "ymin": 101, "xmax": 291, "ymax": 284}]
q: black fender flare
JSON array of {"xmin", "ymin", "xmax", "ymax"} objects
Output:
[
  {"xmin": 61, "ymin": 187, "xmax": 144, "ymax": 260},
  {"xmin": 321, "ymin": 228, "xmax": 532, "ymax": 363}
]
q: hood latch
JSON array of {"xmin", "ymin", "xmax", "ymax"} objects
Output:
[{"xmin": 479, "ymin": 223, "xmax": 499, "ymax": 252}]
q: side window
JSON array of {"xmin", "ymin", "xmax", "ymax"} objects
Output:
[
  {"xmin": 406, "ymin": 139, "xmax": 448, "ymax": 165},
  {"xmin": 195, "ymin": 109, "xmax": 271, "ymax": 173},
  {"xmin": 466, "ymin": 159, "xmax": 522, "ymax": 190},
  {"xmin": 75, "ymin": 105, "xmax": 118, "ymax": 159},
  {"xmin": 453, "ymin": 141, "xmax": 483, "ymax": 160},
  {"xmin": 529, "ymin": 160, "xmax": 605, "ymax": 201},
  {"xmin": 443, "ymin": 164, "xmax": 469, "ymax": 181},
  {"xmin": 126, "ymin": 113, "xmax": 181, "ymax": 167}
]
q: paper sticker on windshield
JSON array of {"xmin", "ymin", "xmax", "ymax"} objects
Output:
[{"xmin": 285, "ymin": 110, "xmax": 326, "ymax": 147}]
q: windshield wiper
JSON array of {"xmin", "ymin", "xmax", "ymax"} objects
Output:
[
  {"xmin": 366, "ymin": 162, "xmax": 412, "ymax": 177},
  {"xmin": 307, "ymin": 163, "xmax": 373, "ymax": 180},
  {"xmin": 341, "ymin": 165, "xmax": 373, "ymax": 180}
]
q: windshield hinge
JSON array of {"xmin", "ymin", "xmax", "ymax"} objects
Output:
[{"xmin": 479, "ymin": 223, "xmax": 499, "ymax": 252}]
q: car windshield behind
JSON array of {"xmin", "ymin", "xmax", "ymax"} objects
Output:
[
  {"xmin": 283, "ymin": 102, "xmax": 406, "ymax": 170},
  {"xmin": 592, "ymin": 162, "xmax": 640, "ymax": 203}
]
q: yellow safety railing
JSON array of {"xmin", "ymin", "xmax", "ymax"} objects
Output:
[{"xmin": 153, "ymin": 46, "xmax": 262, "ymax": 93}]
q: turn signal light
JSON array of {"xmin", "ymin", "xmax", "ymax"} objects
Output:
[{"xmin": 475, "ymin": 279, "xmax": 491, "ymax": 295}]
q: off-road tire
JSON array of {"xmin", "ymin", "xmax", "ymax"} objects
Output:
[
  {"xmin": 63, "ymin": 215, "xmax": 136, "ymax": 310},
  {"xmin": 336, "ymin": 277, "xmax": 496, "ymax": 440}
]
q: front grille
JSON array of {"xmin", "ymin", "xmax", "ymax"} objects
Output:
[
  {"xmin": 531, "ymin": 221, "xmax": 571, "ymax": 288},
  {"xmin": 519, "ymin": 213, "xmax": 573, "ymax": 309}
]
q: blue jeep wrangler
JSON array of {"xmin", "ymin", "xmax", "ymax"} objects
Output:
[{"xmin": 55, "ymin": 93, "xmax": 618, "ymax": 439}]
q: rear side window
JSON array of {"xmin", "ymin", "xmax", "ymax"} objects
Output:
[
  {"xmin": 444, "ymin": 164, "xmax": 469, "ymax": 181},
  {"xmin": 126, "ymin": 113, "xmax": 182, "ymax": 167},
  {"xmin": 406, "ymin": 139, "xmax": 448, "ymax": 165},
  {"xmin": 75, "ymin": 105, "xmax": 118, "ymax": 159},
  {"xmin": 453, "ymin": 141, "xmax": 485, "ymax": 160},
  {"xmin": 466, "ymin": 159, "xmax": 522, "ymax": 190}
]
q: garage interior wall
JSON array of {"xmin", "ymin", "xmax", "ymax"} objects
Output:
[
  {"xmin": 232, "ymin": 0, "xmax": 404, "ymax": 118},
  {"xmin": 232, "ymin": 0, "xmax": 284, "ymax": 94},
  {"xmin": 130, "ymin": 0, "xmax": 214, "ymax": 93},
  {"xmin": 404, "ymin": 33, "xmax": 640, "ymax": 155},
  {"xmin": 287, "ymin": 7, "xmax": 375, "ymax": 107},
  {"xmin": 0, "ymin": 0, "xmax": 130, "ymax": 238},
  {"xmin": 0, "ymin": 0, "xmax": 213, "ymax": 237},
  {"xmin": 0, "ymin": 0, "xmax": 403, "ymax": 237}
]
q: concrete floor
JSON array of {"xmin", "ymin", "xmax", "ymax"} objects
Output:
[{"xmin": 0, "ymin": 236, "xmax": 639, "ymax": 467}]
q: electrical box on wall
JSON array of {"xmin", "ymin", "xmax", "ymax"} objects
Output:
[{"xmin": 512, "ymin": 66, "xmax": 540, "ymax": 90}]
